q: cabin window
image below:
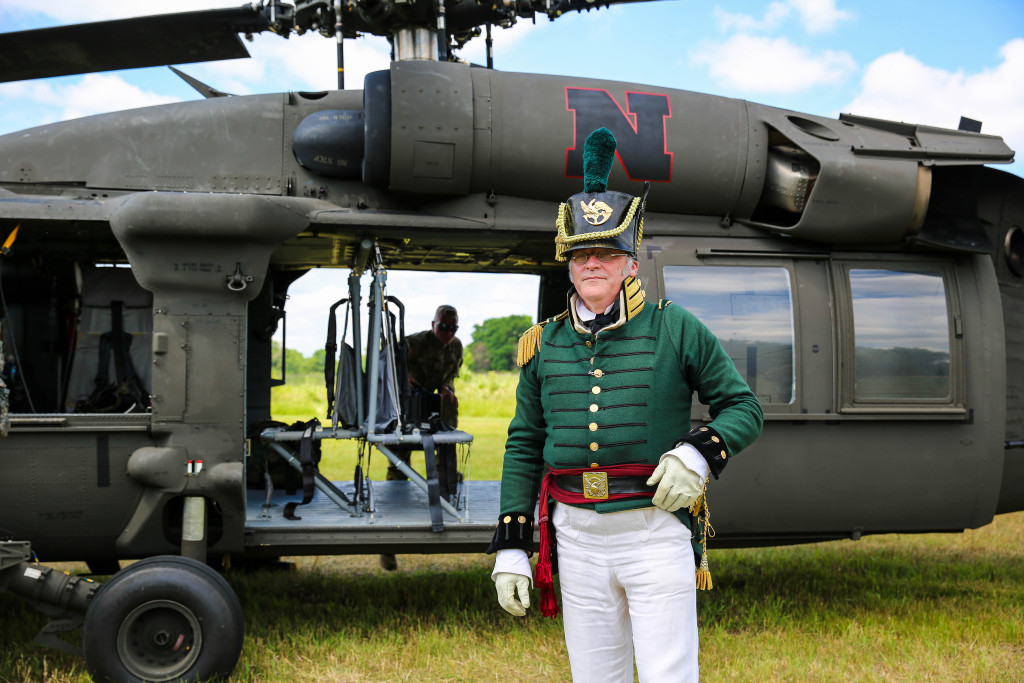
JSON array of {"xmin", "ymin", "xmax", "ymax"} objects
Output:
[
  {"xmin": 663, "ymin": 265, "xmax": 795, "ymax": 404},
  {"xmin": 847, "ymin": 269, "xmax": 950, "ymax": 402}
]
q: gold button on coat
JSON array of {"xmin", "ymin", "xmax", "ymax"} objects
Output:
[
  {"xmin": 590, "ymin": 443, "xmax": 599, "ymax": 451},
  {"xmin": 590, "ymin": 404, "xmax": 599, "ymax": 412},
  {"xmin": 593, "ymin": 369, "xmax": 604, "ymax": 377},
  {"xmin": 592, "ymin": 386, "xmax": 601, "ymax": 394},
  {"xmin": 589, "ymin": 423, "xmax": 598, "ymax": 431}
]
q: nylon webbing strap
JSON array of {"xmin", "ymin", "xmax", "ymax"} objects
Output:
[
  {"xmin": 421, "ymin": 433, "xmax": 444, "ymax": 532},
  {"xmin": 284, "ymin": 423, "xmax": 317, "ymax": 520}
]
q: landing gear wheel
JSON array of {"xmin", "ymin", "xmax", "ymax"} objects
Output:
[{"xmin": 82, "ymin": 555, "xmax": 244, "ymax": 682}]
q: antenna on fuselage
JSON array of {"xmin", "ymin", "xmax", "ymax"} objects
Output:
[{"xmin": 335, "ymin": 0, "xmax": 345, "ymax": 89}]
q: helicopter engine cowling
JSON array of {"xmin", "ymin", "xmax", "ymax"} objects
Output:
[
  {"xmin": 358, "ymin": 60, "xmax": 1013, "ymax": 249},
  {"xmin": 292, "ymin": 110, "xmax": 364, "ymax": 179}
]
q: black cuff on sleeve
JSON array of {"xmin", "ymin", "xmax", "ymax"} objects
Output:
[
  {"xmin": 675, "ymin": 425, "xmax": 729, "ymax": 479},
  {"xmin": 485, "ymin": 512, "xmax": 534, "ymax": 555}
]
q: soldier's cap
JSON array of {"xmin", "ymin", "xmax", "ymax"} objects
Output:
[{"xmin": 555, "ymin": 127, "xmax": 649, "ymax": 261}]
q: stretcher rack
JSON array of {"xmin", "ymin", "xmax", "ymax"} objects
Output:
[
  {"xmin": 259, "ymin": 426, "xmax": 474, "ymax": 523},
  {"xmin": 254, "ymin": 241, "xmax": 480, "ymax": 537}
]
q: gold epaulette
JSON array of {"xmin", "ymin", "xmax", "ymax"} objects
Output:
[
  {"xmin": 624, "ymin": 276, "xmax": 645, "ymax": 319},
  {"xmin": 516, "ymin": 311, "xmax": 568, "ymax": 367}
]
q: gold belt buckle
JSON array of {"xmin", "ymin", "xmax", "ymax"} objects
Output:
[{"xmin": 582, "ymin": 471, "xmax": 609, "ymax": 500}]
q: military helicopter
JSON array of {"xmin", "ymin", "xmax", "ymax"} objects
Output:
[{"xmin": 0, "ymin": 1, "xmax": 1021, "ymax": 680}]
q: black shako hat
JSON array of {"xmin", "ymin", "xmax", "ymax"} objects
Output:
[{"xmin": 555, "ymin": 127, "xmax": 650, "ymax": 261}]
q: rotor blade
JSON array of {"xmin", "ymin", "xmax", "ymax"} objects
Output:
[
  {"xmin": 0, "ymin": 6, "xmax": 271, "ymax": 83},
  {"xmin": 545, "ymin": 0, "xmax": 668, "ymax": 13}
]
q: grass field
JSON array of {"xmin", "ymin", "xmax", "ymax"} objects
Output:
[
  {"xmin": 274, "ymin": 370, "xmax": 518, "ymax": 481},
  {"xmin": 2, "ymin": 372, "xmax": 1023, "ymax": 681},
  {"xmin": 3, "ymin": 513, "xmax": 1022, "ymax": 682}
]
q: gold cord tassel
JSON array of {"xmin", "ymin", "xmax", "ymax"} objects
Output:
[
  {"xmin": 691, "ymin": 480, "xmax": 714, "ymax": 590},
  {"xmin": 554, "ymin": 203, "xmax": 570, "ymax": 261},
  {"xmin": 516, "ymin": 323, "xmax": 544, "ymax": 367}
]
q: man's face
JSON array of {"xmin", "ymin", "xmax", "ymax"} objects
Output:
[
  {"xmin": 432, "ymin": 312, "xmax": 459, "ymax": 345},
  {"xmin": 569, "ymin": 248, "xmax": 638, "ymax": 312}
]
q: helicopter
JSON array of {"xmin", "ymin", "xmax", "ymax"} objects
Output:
[{"xmin": 0, "ymin": 1, "xmax": 1022, "ymax": 680}]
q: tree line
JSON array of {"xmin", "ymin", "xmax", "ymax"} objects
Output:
[{"xmin": 271, "ymin": 314, "xmax": 533, "ymax": 379}]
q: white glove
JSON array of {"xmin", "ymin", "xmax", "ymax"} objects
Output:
[
  {"xmin": 646, "ymin": 454, "xmax": 704, "ymax": 512},
  {"xmin": 494, "ymin": 572, "xmax": 532, "ymax": 616}
]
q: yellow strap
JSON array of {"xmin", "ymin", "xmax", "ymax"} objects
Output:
[{"xmin": 2, "ymin": 224, "xmax": 19, "ymax": 251}]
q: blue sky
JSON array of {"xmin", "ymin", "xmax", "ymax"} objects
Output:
[{"xmin": 1, "ymin": 0, "xmax": 1021, "ymax": 354}]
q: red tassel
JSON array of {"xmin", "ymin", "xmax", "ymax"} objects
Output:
[
  {"xmin": 539, "ymin": 584, "xmax": 560, "ymax": 618},
  {"xmin": 535, "ymin": 554, "xmax": 552, "ymax": 586},
  {"xmin": 534, "ymin": 479, "xmax": 560, "ymax": 618},
  {"xmin": 530, "ymin": 464, "xmax": 659, "ymax": 620}
]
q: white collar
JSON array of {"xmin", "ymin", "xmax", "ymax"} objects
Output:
[{"xmin": 575, "ymin": 297, "xmax": 615, "ymax": 321}]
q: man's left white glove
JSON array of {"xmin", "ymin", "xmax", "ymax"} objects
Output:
[
  {"xmin": 646, "ymin": 454, "xmax": 705, "ymax": 512},
  {"xmin": 494, "ymin": 572, "xmax": 532, "ymax": 616}
]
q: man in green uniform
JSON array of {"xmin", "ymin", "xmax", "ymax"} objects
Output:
[
  {"xmin": 486, "ymin": 128, "xmax": 763, "ymax": 681},
  {"xmin": 380, "ymin": 304, "xmax": 463, "ymax": 570}
]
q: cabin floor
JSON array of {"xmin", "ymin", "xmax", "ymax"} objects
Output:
[{"xmin": 243, "ymin": 479, "xmax": 503, "ymax": 555}]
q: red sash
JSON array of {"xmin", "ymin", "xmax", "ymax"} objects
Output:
[{"xmin": 536, "ymin": 463, "xmax": 657, "ymax": 617}]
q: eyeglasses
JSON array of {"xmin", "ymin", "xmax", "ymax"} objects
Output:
[
  {"xmin": 435, "ymin": 322, "xmax": 458, "ymax": 333},
  {"xmin": 569, "ymin": 251, "xmax": 628, "ymax": 264}
]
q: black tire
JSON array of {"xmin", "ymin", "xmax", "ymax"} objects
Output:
[{"xmin": 82, "ymin": 555, "xmax": 245, "ymax": 683}]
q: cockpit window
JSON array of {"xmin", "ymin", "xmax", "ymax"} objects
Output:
[
  {"xmin": 848, "ymin": 269, "xmax": 950, "ymax": 401},
  {"xmin": 664, "ymin": 266, "xmax": 795, "ymax": 404}
]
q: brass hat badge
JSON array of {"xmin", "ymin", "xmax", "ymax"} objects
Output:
[{"xmin": 580, "ymin": 198, "xmax": 613, "ymax": 226}]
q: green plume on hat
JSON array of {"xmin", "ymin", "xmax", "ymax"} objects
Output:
[{"xmin": 582, "ymin": 127, "xmax": 617, "ymax": 193}]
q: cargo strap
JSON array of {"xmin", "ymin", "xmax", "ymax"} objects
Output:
[
  {"xmin": 284, "ymin": 420, "xmax": 319, "ymax": 520},
  {"xmin": 422, "ymin": 433, "xmax": 444, "ymax": 532}
]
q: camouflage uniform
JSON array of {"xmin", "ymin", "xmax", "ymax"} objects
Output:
[
  {"xmin": 405, "ymin": 329, "xmax": 463, "ymax": 428},
  {"xmin": 385, "ymin": 328, "xmax": 463, "ymax": 485}
]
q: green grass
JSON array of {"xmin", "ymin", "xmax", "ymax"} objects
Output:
[
  {"xmin": 273, "ymin": 370, "xmax": 518, "ymax": 482},
  {"xmin": 3, "ymin": 513, "xmax": 1023, "ymax": 681},
  {"xmin": 4, "ymin": 372, "xmax": 1023, "ymax": 681}
]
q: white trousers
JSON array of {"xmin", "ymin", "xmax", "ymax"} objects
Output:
[{"xmin": 553, "ymin": 503, "xmax": 698, "ymax": 683}]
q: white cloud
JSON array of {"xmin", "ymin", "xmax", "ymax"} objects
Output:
[
  {"xmin": 284, "ymin": 270, "xmax": 539, "ymax": 356},
  {"xmin": 842, "ymin": 39, "xmax": 1024, "ymax": 168},
  {"xmin": 788, "ymin": 0, "xmax": 853, "ymax": 33},
  {"xmin": 456, "ymin": 17, "xmax": 543, "ymax": 66},
  {"xmin": 188, "ymin": 31, "xmax": 392, "ymax": 95},
  {"xmin": 713, "ymin": 2, "xmax": 791, "ymax": 33},
  {"xmin": 0, "ymin": 73, "xmax": 178, "ymax": 125},
  {"xmin": 57, "ymin": 74, "xmax": 180, "ymax": 120},
  {"xmin": 714, "ymin": 0, "xmax": 852, "ymax": 35},
  {"xmin": 690, "ymin": 34, "xmax": 856, "ymax": 94}
]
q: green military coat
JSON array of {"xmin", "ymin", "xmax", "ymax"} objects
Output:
[{"xmin": 489, "ymin": 277, "xmax": 763, "ymax": 552}]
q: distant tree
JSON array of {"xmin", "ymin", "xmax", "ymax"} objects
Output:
[
  {"xmin": 469, "ymin": 315, "xmax": 533, "ymax": 371},
  {"xmin": 270, "ymin": 342, "xmax": 322, "ymax": 380},
  {"xmin": 467, "ymin": 341, "xmax": 489, "ymax": 371}
]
